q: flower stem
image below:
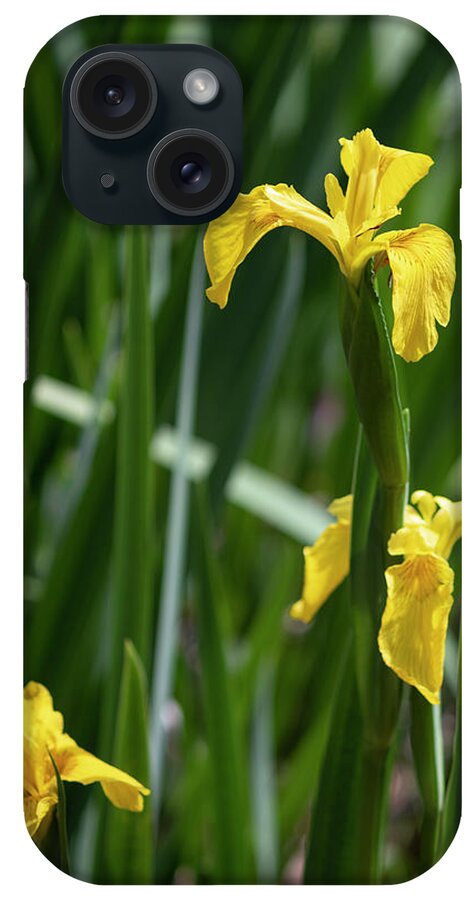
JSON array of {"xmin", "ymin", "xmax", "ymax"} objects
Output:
[
  {"xmin": 349, "ymin": 430, "xmax": 402, "ymax": 883},
  {"xmin": 410, "ymin": 689, "xmax": 445, "ymax": 870},
  {"xmin": 342, "ymin": 265, "xmax": 410, "ymax": 882}
]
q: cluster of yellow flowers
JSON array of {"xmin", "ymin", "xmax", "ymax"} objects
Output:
[
  {"xmin": 204, "ymin": 127, "xmax": 460, "ymax": 704},
  {"xmin": 290, "ymin": 491, "xmax": 461, "ymax": 704}
]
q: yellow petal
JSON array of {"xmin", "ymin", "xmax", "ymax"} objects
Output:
[
  {"xmin": 376, "ymin": 144, "xmax": 433, "ymax": 212},
  {"xmin": 339, "ymin": 128, "xmax": 381, "ymax": 233},
  {"xmin": 411, "ymin": 490, "xmax": 438, "ymax": 522},
  {"xmin": 53, "ymin": 734, "xmax": 150, "ymax": 812},
  {"xmin": 324, "ymin": 173, "xmax": 345, "ymax": 218},
  {"xmin": 388, "ymin": 524, "xmax": 439, "ymax": 557},
  {"xmin": 204, "ymin": 183, "xmax": 341, "ymax": 308},
  {"xmin": 24, "ymin": 794, "xmax": 57, "ymax": 839},
  {"xmin": 378, "ymin": 554, "xmax": 454, "ymax": 704},
  {"xmin": 356, "ymin": 205, "xmax": 401, "ymax": 237},
  {"xmin": 372, "ymin": 224, "xmax": 456, "ymax": 362},
  {"xmin": 432, "ymin": 497, "xmax": 462, "ymax": 560},
  {"xmin": 404, "ymin": 502, "xmax": 425, "ymax": 528},
  {"xmin": 24, "ymin": 682, "xmax": 65, "ymax": 798},
  {"xmin": 24, "ymin": 682, "xmax": 64, "ymax": 745},
  {"xmin": 327, "ymin": 493, "xmax": 353, "ymax": 523},
  {"xmin": 290, "ymin": 494, "xmax": 352, "ymax": 623},
  {"xmin": 403, "ymin": 492, "xmax": 462, "ymax": 560}
]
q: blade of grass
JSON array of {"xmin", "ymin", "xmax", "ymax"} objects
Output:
[
  {"xmin": 94, "ymin": 229, "xmax": 155, "ymax": 878},
  {"xmin": 278, "ymin": 584, "xmax": 352, "ymax": 843},
  {"xmin": 193, "ymin": 486, "xmax": 253, "ymax": 882},
  {"xmin": 104, "ymin": 227, "xmax": 155, "ymax": 719},
  {"xmin": 103, "ymin": 640, "xmax": 153, "ymax": 884},
  {"xmin": 303, "ymin": 656, "xmax": 362, "ymax": 884},
  {"xmin": 440, "ymin": 630, "xmax": 461, "ymax": 856},
  {"xmin": 149, "ymin": 233, "xmax": 205, "ymax": 823}
]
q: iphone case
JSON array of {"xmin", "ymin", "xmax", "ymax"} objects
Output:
[{"xmin": 24, "ymin": 15, "xmax": 461, "ymax": 885}]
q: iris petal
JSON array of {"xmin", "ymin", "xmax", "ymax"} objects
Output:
[
  {"xmin": 290, "ymin": 495, "xmax": 352, "ymax": 623},
  {"xmin": 378, "ymin": 554, "xmax": 454, "ymax": 704},
  {"xmin": 204, "ymin": 183, "xmax": 341, "ymax": 309},
  {"xmin": 54, "ymin": 734, "xmax": 150, "ymax": 811},
  {"xmin": 376, "ymin": 144, "xmax": 433, "ymax": 212},
  {"xmin": 372, "ymin": 224, "xmax": 456, "ymax": 362}
]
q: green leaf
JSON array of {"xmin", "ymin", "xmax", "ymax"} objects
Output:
[
  {"xmin": 104, "ymin": 227, "xmax": 156, "ymax": 745},
  {"xmin": 440, "ymin": 634, "xmax": 461, "ymax": 857},
  {"xmin": 304, "ymin": 659, "xmax": 362, "ymax": 884},
  {"xmin": 410, "ymin": 689, "xmax": 445, "ymax": 869},
  {"xmin": 103, "ymin": 640, "xmax": 154, "ymax": 884},
  {"xmin": 193, "ymin": 487, "xmax": 253, "ymax": 882}
]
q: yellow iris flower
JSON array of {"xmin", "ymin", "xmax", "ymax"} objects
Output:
[
  {"xmin": 24, "ymin": 681, "xmax": 150, "ymax": 841},
  {"xmin": 290, "ymin": 491, "xmax": 461, "ymax": 704},
  {"xmin": 204, "ymin": 128, "xmax": 456, "ymax": 362}
]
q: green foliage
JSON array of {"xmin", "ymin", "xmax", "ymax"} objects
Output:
[
  {"xmin": 24, "ymin": 15, "xmax": 461, "ymax": 884},
  {"xmin": 103, "ymin": 641, "xmax": 154, "ymax": 884}
]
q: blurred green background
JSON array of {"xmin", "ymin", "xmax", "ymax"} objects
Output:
[{"xmin": 24, "ymin": 15, "xmax": 461, "ymax": 884}]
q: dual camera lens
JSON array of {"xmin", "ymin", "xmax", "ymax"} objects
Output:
[{"xmin": 69, "ymin": 51, "xmax": 234, "ymax": 216}]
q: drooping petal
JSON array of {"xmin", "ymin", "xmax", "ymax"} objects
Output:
[
  {"xmin": 375, "ymin": 144, "xmax": 433, "ymax": 212},
  {"xmin": 204, "ymin": 183, "xmax": 341, "ymax": 309},
  {"xmin": 372, "ymin": 224, "xmax": 456, "ymax": 362},
  {"xmin": 54, "ymin": 734, "xmax": 150, "ymax": 812},
  {"xmin": 378, "ymin": 554, "xmax": 454, "ymax": 703},
  {"xmin": 290, "ymin": 494, "xmax": 352, "ymax": 623}
]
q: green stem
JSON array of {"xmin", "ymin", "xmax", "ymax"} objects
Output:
[
  {"xmin": 341, "ymin": 266, "xmax": 410, "ymax": 882},
  {"xmin": 410, "ymin": 690, "xmax": 445, "ymax": 870}
]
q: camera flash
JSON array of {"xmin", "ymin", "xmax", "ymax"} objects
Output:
[{"xmin": 183, "ymin": 68, "xmax": 219, "ymax": 105}]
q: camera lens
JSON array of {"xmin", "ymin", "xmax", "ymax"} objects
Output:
[
  {"xmin": 70, "ymin": 51, "xmax": 158, "ymax": 139},
  {"xmin": 147, "ymin": 129, "xmax": 234, "ymax": 216},
  {"xmin": 180, "ymin": 161, "xmax": 202, "ymax": 186},
  {"xmin": 104, "ymin": 86, "xmax": 124, "ymax": 106}
]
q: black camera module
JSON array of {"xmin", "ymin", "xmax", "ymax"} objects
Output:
[
  {"xmin": 147, "ymin": 129, "xmax": 234, "ymax": 216},
  {"xmin": 70, "ymin": 51, "xmax": 158, "ymax": 139},
  {"xmin": 63, "ymin": 44, "xmax": 242, "ymax": 224}
]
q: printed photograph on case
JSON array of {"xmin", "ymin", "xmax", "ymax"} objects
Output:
[{"xmin": 24, "ymin": 14, "xmax": 461, "ymax": 884}]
